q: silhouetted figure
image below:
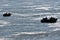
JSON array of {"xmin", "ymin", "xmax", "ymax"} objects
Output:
[
  {"xmin": 41, "ymin": 17, "xmax": 57, "ymax": 23},
  {"xmin": 3, "ymin": 13, "xmax": 11, "ymax": 17}
]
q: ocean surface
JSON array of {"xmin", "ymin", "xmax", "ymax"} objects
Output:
[{"xmin": 0, "ymin": 0, "xmax": 60, "ymax": 40}]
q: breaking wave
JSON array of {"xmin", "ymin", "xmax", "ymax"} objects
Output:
[{"xmin": 11, "ymin": 31, "xmax": 49, "ymax": 37}]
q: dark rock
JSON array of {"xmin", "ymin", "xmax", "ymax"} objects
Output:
[
  {"xmin": 3, "ymin": 13, "xmax": 11, "ymax": 17},
  {"xmin": 41, "ymin": 17, "xmax": 57, "ymax": 23}
]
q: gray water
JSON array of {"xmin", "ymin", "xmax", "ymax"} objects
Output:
[{"xmin": 0, "ymin": 0, "xmax": 60, "ymax": 40}]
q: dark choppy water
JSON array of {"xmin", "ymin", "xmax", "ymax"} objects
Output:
[{"xmin": 0, "ymin": 0, "xmax": 60, "ymax": 40}]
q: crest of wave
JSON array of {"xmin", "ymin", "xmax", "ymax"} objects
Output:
[{"xmin": 10, "ymin": 31, "xmax": 49, "ymax": 38}]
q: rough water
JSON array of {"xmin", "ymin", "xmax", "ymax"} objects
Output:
[{"xmin": 0, "ymin": 0, "xmax": 60, "ymax": 40}]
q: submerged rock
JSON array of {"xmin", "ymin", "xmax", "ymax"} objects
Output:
[
  {"xmin": 3, "ymin": 13, "xmax": 11, "ymax": 17},
  {"xmin": 41, "ymin": 17, "xmax": 57, "ymax": 23}
]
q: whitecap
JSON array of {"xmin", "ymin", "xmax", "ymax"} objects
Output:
[
  {"xmin": 44, "ymin": 15, "xmax": 57, "ymax": 19},
  {"xmin": 12, "ymin": 31, "xmax": 48, "ymax": 36},
  {"xmin": 35, "ymin": 6, "xmax": 51, "ymax": 10}
]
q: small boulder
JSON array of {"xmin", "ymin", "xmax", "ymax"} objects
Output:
[
  {"xmin": 41, "ymin": 17, "xmax": 57, "ymax": 23},
  {"xmin": 3, "ymin": 13, "xmax": 11, "ymax": 17}
]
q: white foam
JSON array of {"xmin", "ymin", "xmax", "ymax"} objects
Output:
[
  {"xmin": 44, "ymin": 15, "xmax": 57, "ymax": 19},
  {"xmin": 35, "ymin": 6, "xmax": 51, "ymax": 10},
  {"xmin": 0, "ymin": 20, "xmax": 10, "ymax": 27},
  {"xmin": 12, "ymin": 32, "xmax": 47, "ymax": 36},
  {"xmin": 13, "ymin": 13, "xmax": 31, "ymax": 16},
  {"xmin": 52, "ymin": 28, "xmax": 60, "ymax": 31},
  {"xmin": 0, "ymin": 20, "xmax": 9, "ymax": 24},
  {"xmin": 48, "ymin": 22, "xmax": 60, "ymax": 27}
]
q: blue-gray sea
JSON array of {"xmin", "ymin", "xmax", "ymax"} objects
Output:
[{"xmin": 0, "ymin": 0, "xmax": 60, "ymax": 40}]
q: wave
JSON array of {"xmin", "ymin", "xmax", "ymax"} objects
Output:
[
  {"xmin": 12, "ymin": 12, "xmax": 59, "ymax": 21},
  {"xmin": 48, "ymin": 22, "xmax": 60, "ymax": 27},
  {"xmin": 2, "ymin": 4, "xmax": 9, "ymax": 6},
  {"xmin": 23, "ymin": 5, "xmax": 36, "ymax": 8},
  {"xmin": 12, "ymin": 31, "xmax": 48, "ymax": 36},
  {"xmin": 48, "ymin": 21, "xmax": 60, "ymax": 33},
  {"xmin": 0, "ymin": 38, "xmax": 5, "ymax": 40},
  {"xmin": 35, "ymin": 6, "xmax": 51, "ymax": 10},
  {"xmin": 31, "ymin": 14, "xmax": 58, "ymax": 21},
  {"xmin": 13, "ymin": 13, "xmax": 60, "ymax": 16},
  {"xmin": 0, "ymin": 37, "xmax": 12, "ymax": 40},
  {"xmin": 52, "ymin": 28, "xmax": 60, "ymax": 31},
  {"xmin": 13, "ymin": 13, "xmax": 31, "ymax": 17},
  {"xmin": 0, "ymin": 20, "xmax": 10, "ymax": 27}
]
